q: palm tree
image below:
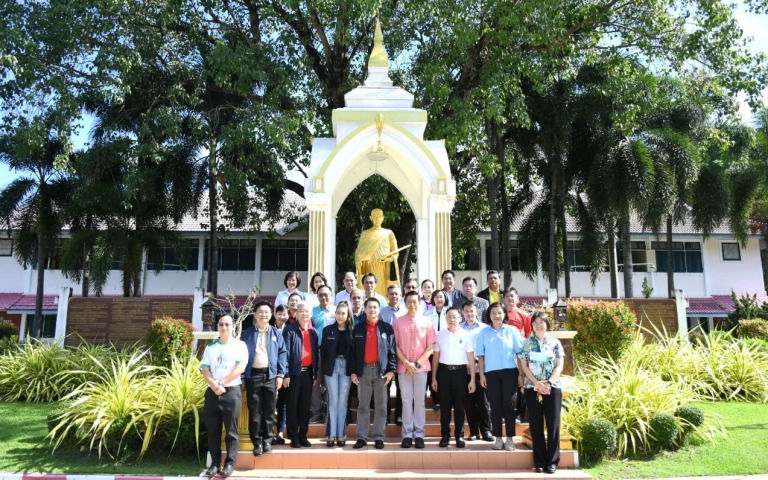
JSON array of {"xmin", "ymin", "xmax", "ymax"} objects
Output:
[{"xmin": 0, "ymin": 119, "xmax": 72, "ymax": 336}]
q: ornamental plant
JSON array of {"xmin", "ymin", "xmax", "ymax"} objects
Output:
[
  {"xmin": 737, "ymin": 319, "xmax": 768, "ymax": 342},
  {"xmin": 146, "ymin": 316, "xmax": 195, "ymax": 368},
  {"xmin": 579, "ymin": 417, "xmax": 617, "ymax": 463},
  {"xmin": 566, "ymin": 300, "xmax": 636, "ymax": 366}
]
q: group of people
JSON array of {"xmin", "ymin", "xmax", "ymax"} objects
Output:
[{"xmin": 200, "ymin": 269, "xmax": 565, "ymax": 476}]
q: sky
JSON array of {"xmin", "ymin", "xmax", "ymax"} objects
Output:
[{"xmin": 0, "ymin": 3, "xmax": 766, "ymax": 189}]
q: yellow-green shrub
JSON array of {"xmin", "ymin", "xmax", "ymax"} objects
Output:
[{"xmin": 566, "ymin": 300, "xmax": 636, "ymax": 365}]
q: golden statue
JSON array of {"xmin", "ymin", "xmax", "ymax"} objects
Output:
[{"xmin": 355, "ymin": 208, "xmax": 400, "ymax": 297}]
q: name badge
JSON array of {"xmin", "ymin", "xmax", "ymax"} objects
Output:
[{"xmin": 529, "ymin": 351, "xmax": 548, "ymax": 363}]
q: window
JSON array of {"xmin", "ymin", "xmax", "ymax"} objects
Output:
[
  {"xmin": 47, "ymin": 239, "xmax": 67, "ymax": 270},
  {"xmin": 25, "ymin": 314, "xmax": 57, "ymax": 338},
  {"xmin": 567, "ymin": 240, "xmax": 587, "ymax": 272},
  {"xmin": 721, "ymin": 243, "xmax": 741, "ymax": 261},
  {"xmin": 150, "ymin": 239, "xmax": 199, "ymax": 271},
  {"xmin": 653, "ymin": 241, "xmax": 703, "ymax": 273},
  {"xmin": 205, "ymin": 239, "xmax": 256, "ymax": 271},
  {"xmin": 484, "ymin": 239, "xmax": 520, "ymax": 271},
  {"xmin": 261, "ymin": 239, "xmax": 307, "ymax": 271},
  {"xmin": 616, "ymin": 241, "xmax": 649, "ymax": 272},
  {"xmin": 0, "ymin": 239, "xmax": 12, "ymax": 256}
]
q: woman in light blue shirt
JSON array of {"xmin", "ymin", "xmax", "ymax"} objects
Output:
[{"xmin": 475, "ymin": 302, "xmax": 524, "ymax": 451}]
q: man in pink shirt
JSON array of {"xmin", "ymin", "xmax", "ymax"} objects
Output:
[{"xmin": 393, "ymin": 290, "xmax": 437, "ymax": 449}]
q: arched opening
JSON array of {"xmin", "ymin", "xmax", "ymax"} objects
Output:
[{"xmin": 335, "ymin": 175, "xmax": 416, "ymax": 288}]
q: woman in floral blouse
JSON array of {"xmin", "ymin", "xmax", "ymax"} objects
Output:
[{"xmin": 518, "ymin": 312, "xmax": 564, "ymax": 474}]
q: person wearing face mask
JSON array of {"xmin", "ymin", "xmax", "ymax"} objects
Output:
[
  {"xmin": 275, "ymin": 271, "xmax": 305, "ymax": 307},
  {"xmin": 519, "ymin": 312, "xmax": 565, "ymax": 475}
]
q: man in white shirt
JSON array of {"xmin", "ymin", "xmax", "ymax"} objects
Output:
[
  {"xmin": 201, "ymin": 315, "xmax": 248, "ymax": 477},
  {"xmin": 335, "ymin": 271, "xmax": 357, "ymax": 304}
]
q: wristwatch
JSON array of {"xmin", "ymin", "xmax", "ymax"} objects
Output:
[{"xmin": 414, "ymin": 361, "xmax": 421, "ymax": 369}]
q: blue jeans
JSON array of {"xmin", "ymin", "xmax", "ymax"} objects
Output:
[{"xmin": 325, "ymin": 358, "xmax": 352, "ymax": 438}]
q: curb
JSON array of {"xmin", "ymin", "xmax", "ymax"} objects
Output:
[{"xmin": 0, "ymin": 476, "xmax": 203, "ymax": 480}]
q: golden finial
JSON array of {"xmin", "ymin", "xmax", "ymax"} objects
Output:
[
  {"xmin": 374, "ymin": 113, "xmax": 385, "ymax": 137},
  {"xmin": 368, "ymin": 18, "xmax": 390, "ymax": 68}
]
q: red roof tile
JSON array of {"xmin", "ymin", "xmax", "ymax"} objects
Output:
[
  {"xmin": 0, "ymin": 293, "xmax": 23, "ymax": 310},
  {"xmin": 7, "ymin": 294, "xmax": 58, "ymax": 312}
]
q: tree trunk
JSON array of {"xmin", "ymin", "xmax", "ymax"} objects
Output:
[
  {"xmin": 548, "ymin": 167, "xmax": 559, "ymax": 291},
  {"xmin": 558, "ymin": 173, "xmax": 571, "ymax": 298},
  {"xmin": 500, "ymin": 156, "xmax": 512, "ymax": 287},
  {"xmin": 485, "ymin": 118, "xmax": 500, "ymax": 272},
  {"xmin": 32, "ymin": 237, "xmax": 45, "ymax": 338},
  {"xmin": 621, "ymin": 213, "xmax": 634, "ymax": 298},
  {"xmin": 608, "ymin": 234, "xmax": 618, "ymax": 298},
  {"xmin": 666, "ymin": 215, "xmax": 675, "ymax": 298},
  {"xmin": 82, "ymin": 212, "xmax": 92, "ymax": 297},
  {"xmin": 207, "ymin": 138, "xmax": 219, "ymax": 296}
]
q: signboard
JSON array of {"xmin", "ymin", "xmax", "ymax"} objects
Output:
[{"xmin": 65, "ymin": 297, "xmax": 193, "ymax": 347}]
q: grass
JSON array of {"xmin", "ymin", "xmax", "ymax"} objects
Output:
[
  {"xmin": 0, "ymin": 401, "xmax": 204, "ymax": 474},
  {"xmin": 585, "ymin": 401, "xmax": 768, "ymax": 479}
]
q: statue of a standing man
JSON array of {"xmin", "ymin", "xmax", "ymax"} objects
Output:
[{"xmin": 355, "ymin": 208, "xmax": 399, "ymax": 297}]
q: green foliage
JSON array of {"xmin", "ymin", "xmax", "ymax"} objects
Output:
[
  {"xmin": 48, "ymin": 351, "xmax": 207, "ymax": 460},
  {"xmin": 727, "ymin": 292, "xmax": 768, "ymax": 329},
  {"xmin": 562, "ymin": 355, "xmax": 713, "ymax": 457},
  {"xmin": 0, "ymin": 323, "xmax": 18, "ymax": 355},
  {"xmin": 0, "ymin": 322, "xmax": 16, "ymax": 339},
  {"xmin": 649, "ymin": 413, "xmax": 679, "ymax": 451},
  {"xmin": 566, "ymin": 300, "xmax": 637, "ymax": 365},
  {"xmin": 675, "ymin": 405, "xmax": 705, "ymax": 435},
  {"xmin": 146, "ymin": 317, "xmax": 195, "ymax": 368},
  {"xmin": 0, "ymin": 340, "xmax": 74, "ymax": 402},
  {"xmin": 579, "ymin": 417, "xmax": 618, "ymax": 463},
  {"xmin": 737, "ymin": 319, "xmax": 768, "ymax": 341},
  {"xmin": 641, "ymin": 277, "xmax": 653, "ymax": 298}
]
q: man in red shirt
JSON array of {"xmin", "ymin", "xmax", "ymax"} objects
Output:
[{"xmin": 350, "ymin": 298, "xmax": 396, "ymax": 449}]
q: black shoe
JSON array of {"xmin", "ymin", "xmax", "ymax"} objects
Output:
[
  {"xmin": 309, "ymin": 413, "xmax": 325, "ymax": 424},
  {"xmin": 337, "ymin": 439, "xmax": 346, "ymax": 447},
  {"xmin": 375, "ymin": 439, "xmax": 385, "ymax": 449},
  {"xmin": 481, "ymin": 432, "xmax": 496, "ymax": 442},
  {"xmin": 220, "ymin": 464, "xmax": 234, "ymax": 477},
  {"xmin": 439, "ymin": 437, "xmax": 449, "ymax": 448},
  {"xmin": 273, "ymin": 435, "xmax": 285, "ymax": 445},
  {"xmin": 401, "ymin": 437, "xmax": 412, "ymax": 448},
  {"xmin": 327, "ymin": 439, "xmax": 335, "ymax": 447},
  {"xmin": 467, "ymin": 434, "xmax": 478, "ymax": 441},
  {"xmin": 455, "ymin": 437, "xmax": 466, "ymax": 448},
  {"xmin": 414, "ymin": 437, "xmax": 425, "ymax": 449},
  {"xmin": 535, "ymin": 467, "xmax": 544, "ymax": 473},
  {"xmin": 204, "ymin": 465, "xmax": 219, "ymax": 477},
  {"xmin": 291, "ymin": 438, "xmax": 301, "ymax": 448},
  {"xmin": 544, "ymin": 465, "xmax": 557, "ymax": 474},
  {"xmin": 253, "ymin": 443, "xmax": 263, "ymax": 456},
  {"xmin": 353, "ymin": 439, "xmax": 367, "ymax": 449},
  {"xmin": 432, "ymin": 403, "xmax": 441, "ymax": 411},
  {"xmin": 263, "ymin": 441, "xmax": 272, "ymax": 453},
  {"xmin": 396, "ymin": 416, "xmax": 403, "ymax": 426},
  {"xmin": 300, "ymin": 436, "xmax": 312, "ymax": 447}
]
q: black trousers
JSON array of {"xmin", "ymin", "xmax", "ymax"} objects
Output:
[
  {"xmin": 525, "ymin": 387, "xmax": 562, "ymax": 468},
  {"xmin": 204, "ymin": 386, "xmax": 241, "ymax": 467},
  {"xmin": 465, "ymin": 372, "xmax": 492, "ymax": 436},
  {"xmin": 436, "ymin": 364, "xmax": 470, "ymax": 438},
  {"xmin": 287, "ymin": 368, "xmax": 313, "ymax": 439},
  {"xmin": 245, "ymin": 371, "xmax": 277, "ymax": 446},
  {"xmin": 485, "ymin": 368, "xmax": 518, "ymax": 437},
  {"xmin": 516, "ymin": 384, "xmax": 527, "ymax": 419}
]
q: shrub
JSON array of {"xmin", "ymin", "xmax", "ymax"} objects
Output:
[
  {"xmin": 146, "ymin": 317, "xmax": 195, "ymax": 368},
  {"xmin": 737, "ymin": 319, "xmax": 768, "ymax": 342},
  {"xmin": 649, "ymin": 413, "xmax": 679, "ymax": 451},
  {"xmin": 566, "ymin": 300, "xmax": 636, "ymax": 365},
  {"xmin": 0, "ymin": 340, "xmax": 75, "ymax": 402},
  {"xmin": 696, "ymin": 332, "xmax": 768, "ymax": 402},
  {"xmin": 579, "ymin": 417, "xmax": 617, "ymax": 463},
  {"xmin": 562, "ymin": 355, "xmax": 699, "ymax": 456},
  {"xmin": 727, "ymin": 291, "xmax": 768, "ymax": 329},
  {"xmin": 0, "ymin": 321, "xmax": 16, "ymax": 339},
  {"xmin": 0, "ymin": 336, "xmax": 18, "ymax": 355},
  {"xmin": 675, "ymin": 405, "xmax": 704, "ymax": 432}
]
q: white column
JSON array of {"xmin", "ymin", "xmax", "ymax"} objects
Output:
[
  {"xmin": 54, "ymin": 286, "xmax": 71, "ymax": 347},
  {"xmin": 196, "ymin": 236, "xmax": 205, "ymax": 290},
  {"xmin": 415, "ymin": 216, "xmax": 429, "ymax": 281},
  {"xmin": 674, "ymin": 289, "xmax": 688, "ymax": 340},
  {"xmin": 253, "ymin": 238, "xmax": 262, "ymax": 290}
]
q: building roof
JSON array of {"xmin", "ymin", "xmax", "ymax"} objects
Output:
[
  {"xmin": 0, "ymin": 293, "xmax": 23, "ymax": 310},
  {"xmin": 5, "ymin": 294, "xmax": 58, "ymax": 313}
]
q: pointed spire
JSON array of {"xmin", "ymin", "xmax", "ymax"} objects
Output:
[{"xmin": 368, "ymin": 18, "xmax": 390, "ymax": 69}]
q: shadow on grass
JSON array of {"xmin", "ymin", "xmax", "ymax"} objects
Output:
[{"xmin": 729, "ymin": 423, "xmax": 768, "ymax": 431}]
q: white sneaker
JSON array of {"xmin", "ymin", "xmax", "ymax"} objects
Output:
[
  {"xmin": 493, "ymin": 437, "xmax": 504, "ymax": 450},
  {"xmin": 504, "ymin": 438, "xmax": 515, "ymax": 451}
]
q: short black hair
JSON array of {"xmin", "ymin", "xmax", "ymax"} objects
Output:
[
  {"xmin": 403, "ymin": 290, "xmax": 420, "ymax": 302},
  {"xmin": 364, "ymin": 297, "xmax": 381, "ymax": 308}
]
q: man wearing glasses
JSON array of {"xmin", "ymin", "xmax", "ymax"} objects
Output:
[
  {"xmin": 201, "ymin": 315, "xmax": 248, "ymax": 477},
  {"xmin": 242, "ymin": 302, "xmax": 287, "ymax": 457}
]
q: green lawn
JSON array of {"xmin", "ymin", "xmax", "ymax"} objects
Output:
[
  {"xmin": 585, "ymin": 401, "xmax": 768, "ymax": 479},
  {"xmin": 0, "ymin": 401, "xmax": 204, "ymax": 474}
]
